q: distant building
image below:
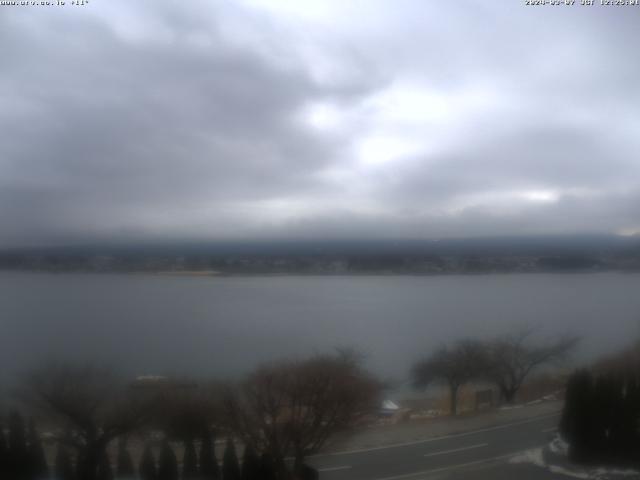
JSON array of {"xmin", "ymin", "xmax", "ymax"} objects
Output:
[{"xmin": 379, "ymin": 399, "xmax": 400, "ymax": 416}]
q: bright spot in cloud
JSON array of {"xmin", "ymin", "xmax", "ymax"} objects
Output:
[
  {"xmin": 356, "ymin": 135, "xmax": 423, "ymax": 166},
  {"xmin": 240, "ymin": 0, "xmax": 339, "ymax": 23},
  {"xmin": 448, "ymin": 189, "xmax": 560, "ymax": 214},
  {"xmin": 370, "ymin": 84, "xmax": 451, "ymax": 124},
  {"xmin": 303, "ymin": 102, "xmax": 344, "ymax": 130},
  {"xmin": 367, "ymin": 82, "xmax": 505, "ymax": 127},
  {"xmin": 519, "ymin": 190, "xmax": 559, "ymax": 203}
]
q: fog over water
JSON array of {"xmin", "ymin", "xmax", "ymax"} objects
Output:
[{"xmin": 2, "ymin": 271, "xmax": 640, "ymax": 385}]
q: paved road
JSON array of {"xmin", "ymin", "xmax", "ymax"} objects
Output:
[{"xmin": 308, "ymin": 413, "xmax": 560, "ymax": 480}]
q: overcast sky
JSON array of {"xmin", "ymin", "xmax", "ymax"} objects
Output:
[{"xmin": 2, "ymin": 0, "xmax": 640, "ymax": 247}]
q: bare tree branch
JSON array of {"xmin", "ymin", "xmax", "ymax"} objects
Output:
[
  {"xmin": 25, "ymin": 363, "xmax": 155, "ymax": 480},
  {"xmin": 225, "ymin": 352, "xmax": 382, "ymax": 478},
  {"xmin": 486, "ymin": 331, "xmax": 579, "ymax": 403}
]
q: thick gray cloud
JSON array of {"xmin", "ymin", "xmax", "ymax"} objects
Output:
[{"xmin": 1, "ymin": 0, "xmax": 640, "ymax": 246}]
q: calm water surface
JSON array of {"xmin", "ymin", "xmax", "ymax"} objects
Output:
[{"xmin": 2, "ymin": 272, "xmax": 640, "ymax": 383}]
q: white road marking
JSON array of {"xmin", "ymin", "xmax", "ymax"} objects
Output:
[
  {"xmin": 310, "ymin": 412, "xmax": 560, "ymax": 458},
  {"xmin": 374, "ymin": 449, "xmax": 531, "ymax": 480},
  {"xmin": 317, "ymin": 465, "xmax": 352, "ymax": 472},
  {"xmin": 423, "ymin": 442, "xmax": 488, "ymax": 457}
]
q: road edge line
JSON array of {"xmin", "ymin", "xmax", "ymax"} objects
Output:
[{"xmin": 311, "ymin": 412, "xmax": 560, "ymax": 458}]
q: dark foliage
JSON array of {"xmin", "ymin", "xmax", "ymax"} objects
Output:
[
  {"xmin": 561, "ymin": 370, "xmax": 640, "ymax": 467},
  {"xmin": 96, "ymin": 448, "xmax": 113, "ymax": 480},
  {"xmin": 116, "ymin": 438, "xmax": 135, "ymax": 477},
  {"xmin": 561, "ymin": 369, "xmax": 593, "ymax": 462},
  {"xmin": 54, "ymin": 444, "xmax": 75, "ymax": 480},
  {"xmin": 155, "ymin": 385, "xmax": 221, "ymax": 445},
  {"xmin": 182, "ymin": 439, "xmax": 198, "ymax": 479},
  {"xmin": 0, "ymin": 424, "xmax": 8, "ymax": 477},
  {"xmin": 240, "ymin": 444, "xmax": 260, "ymax": 480},
  {"xmin": 199, "ymin": 431, "xmax": 219, "ymax": 479},
  {"xmin": 222, "ymin": 439, "xmax": 241, "ymax": 480},
  {"xmin": 297, "ymin": 464, "xmax": 319, "ymax": 480},
  {"xmin": 28, "ymin": 365, "xmax": 152, "ymax": 480},
  {"xmin": 139, "ymin": 444, "xmax": 157, "ymax": 480},
  {"xmin": 258, "ymin": 453, "xmax": 276, "ymax": 480},
  {"xmin": 27, "ymin": 418, "xmax": 49, "ymax": 479},
  {"xmin": 157, "ymin": 440, "xmax": 178, "ymax": 480},
  {"xmin": 8, "ymin": 410, "xmax": 30, "ymax": 480}
]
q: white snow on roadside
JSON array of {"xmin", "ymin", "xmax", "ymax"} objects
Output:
[
  {"xmin": 549, "ymin": 435, "xmax": 569, "ymax": 456},
  {"xmin": 548, "ymin": 465, "xmax": 591, "ymax": 479},
  {"xmin": 499, "ymin": 404, "xmax": 524, "ymax": 411},
  {"xmin": 592, "ymin": 468, "xmax": 640, "ymax": 479},
  {"xmin": 508, "ymin": 437, "xmax": 640, "ymax": 480},
  {"xmin": 509, "ymin": 447, "xmax": 546, "ymax": 467},
  {"xmin": 509, "ymin": 449, "xmax": 591, "ymax": 479}
]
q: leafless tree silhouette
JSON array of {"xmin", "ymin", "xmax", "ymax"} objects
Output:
[
  {"xmin": 486, "ymin": 327, "xmax": 579, "ymax": 403},
  {"xmin": 412, "ymin": 340, "xmax": 487, "ymax": 415},
  {"xmin": 26, "ymin": 364, "xmax": 152, "ymax": 480},
  {"xmin": 225, "ymin": 350, "xmax": 382, "ymax": 479}
]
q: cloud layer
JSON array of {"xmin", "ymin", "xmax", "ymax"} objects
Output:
[{"xmin": 1, "ymin": 0, "xmax": 640, "ymax": 246}]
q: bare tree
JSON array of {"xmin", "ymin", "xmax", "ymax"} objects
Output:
[
  {"xmin": 26, "ymin": 364, "xmax": 153, "ymax": 480},
  {"xmin": 485, "ymin": 328, "xmax": 579, "ymax": 404},
  {"xmin": 412, "ymin": 340, "xmax": 487, "ymax": 416},
  {"xmin": 225, "ymin": 351, "xmax": 382, "ymax": 479},
  {"xmin": 153, "ymin": 381, "xmax": 223, "ymax": 442}
]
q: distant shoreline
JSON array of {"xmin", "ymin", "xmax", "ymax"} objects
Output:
[
  {"xmin": 153, "ymin": 270, "xmax": 222, "ymax": 276},
  {"xmin": 2, "ymin": 268, "xmax": 640, "ymax": 277}
]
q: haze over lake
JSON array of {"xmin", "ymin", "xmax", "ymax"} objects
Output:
[{"xmin": 2, "ymin": 271, "xmax": 640, "ymax": 385}]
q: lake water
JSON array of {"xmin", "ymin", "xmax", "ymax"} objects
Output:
[{"xmin": 1, "ymin": 272, "xmax": 640, "ymax": 385}]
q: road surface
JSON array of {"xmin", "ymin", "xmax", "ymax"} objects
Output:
[{"xmin": 308, "ymin": 412, "xmax": 560, "ymax": 480}]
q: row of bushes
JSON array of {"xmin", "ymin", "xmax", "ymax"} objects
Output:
[
  {"xmin": 0, "ymin": 411, "xmax": 48, "ymax": 480},
  {"xmin": 0, "ymin": 410, "xmax": 316, "ymax": 480},
  {"xmin": 6, "ymin": 352, "xmax": 369, "ymax": 480},
  {"xmin": 560, "ymin": 370, "xmax": 640, "ymax": 467}
]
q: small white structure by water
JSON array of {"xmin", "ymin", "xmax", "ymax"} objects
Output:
[{"xmin": 380, "ymin": 399, "xmax": 400, "ymax": 416}]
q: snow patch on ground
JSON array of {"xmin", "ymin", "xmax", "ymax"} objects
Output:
[
  {"xmin": 508, "ymin": 436, "xmax": 640, "ymax": 479},
  {"xmin": 592, "ymin": 468, "xmax": 640, "ymax": 479},
  {"xmin": 499, "ymin": 404, "xmax": 524, "ymax": 411},
  {"xmin": 548, "ymin": 465, "xmax": 591, "ymax": 479},
  {"xmin": 509, "ymin": 447, "xmax": 546, "ymax": 468},
  {"xmin": 549, "ymin": 435, "xmax": 569, "ymax": 456}
]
